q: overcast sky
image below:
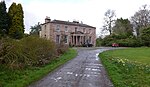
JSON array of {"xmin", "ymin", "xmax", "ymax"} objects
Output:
[{"xmin": 3, "ymin": 0, "xmax": 150, "ymax": 36}]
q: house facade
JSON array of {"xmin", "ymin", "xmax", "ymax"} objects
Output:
[{"xmin": 40, "ymin": 17, "xmax": 96, "ymax": 47}]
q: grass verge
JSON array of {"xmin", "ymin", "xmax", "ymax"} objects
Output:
[
  {"xmin": 99, "ymin": 47, "xmax": 150, "ymax": 87},
  {"xmin": 0, "ymin": 48, "xmax": 77, "ymax": 87}
]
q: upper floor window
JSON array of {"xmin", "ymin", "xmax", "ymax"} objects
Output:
[
  {"xmin": 56, "ymin": 25, "xmax": 60, "ymax": 31},
  {"xmin": 65, "ymin": 26, "xmax": 68, "ymax": 32},
  {"xmin": 89, "ymin": 29, "xmax": 91, "ymax": 34},
  {"xmin": 75, "ymin": 27, "xmax": 77, "ymax": 32},
  {"xmin": 83, "ymin": 28, "xmax": 85, "ymax": 33}
]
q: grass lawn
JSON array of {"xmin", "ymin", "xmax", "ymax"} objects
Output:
[
  {"xmin": 99, "ymin": 47, "xmax": 150, "ymax": 87},
  {"xmin": 0, "ymin": 48, "xmax": 77, "ymax": 87}
]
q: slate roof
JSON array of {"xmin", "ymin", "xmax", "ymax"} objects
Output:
[{"xmin": 42, "ymin": 20, "xmax": 96, "ymax": 29}]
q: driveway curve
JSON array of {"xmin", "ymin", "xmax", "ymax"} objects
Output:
[{"xmin": 29, "ymin": 47, "xmax": 115, "ymax": 87}]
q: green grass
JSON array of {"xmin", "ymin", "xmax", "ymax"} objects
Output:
[
  {"xmin": 99, "ymin": 47, "xmax": 150, "ymax": 87},
  {"xmin": 105, "ymin": 47, "xmax": 150, "ymax": 64},
  {"xmin": 0, "ymin": 48, "xmax": 77, "ymax": 87}
]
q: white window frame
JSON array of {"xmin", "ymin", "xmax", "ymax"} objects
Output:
[
  {"xmin": 64, "ymin": 35, "xmax": 68, "ymax": 44},
  {"xmin": 65, "ymin": 26, "xmax": 68, "ymax": 32},
  {"xmin": 56, "ymin": 35, "xmax": 60, "ymax": 43},
  {"xmin": 56, "ymin": 25, "xmax": 60, "ymax": 32}
]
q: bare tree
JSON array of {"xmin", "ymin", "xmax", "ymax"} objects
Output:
[
  {"xmin": 131, "ymin": 4, "xmax": 150, "ymax": 36},
  {"xmin": 102, "ymin": 9, "xmax": 116, "ymax": 35}
]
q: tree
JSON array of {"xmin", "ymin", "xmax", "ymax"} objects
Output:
[
  {"xmin": 30, "ymin": 22, "xmax": 41, "ymax": 36},
  {"xmin": 113, "ymin": 18, "xmax": 133, "ymax": 36},
  {"xmin": 102, "ymin": 9, "xmax": 116, "ymax": 35},
  {"xmin": 0, "ymin": 1, "xmax": 9, "ymax": 36},
  {"xmin": 131, "ymin": 4, "xmax": 150, "ymax": 36},
  {"xmin": 8, "ymin": 2, "xmax": 24, "ymax": 39},
  {"xmin": 140, "ymin": 27, "xmax": 150, "ymax": 46}
]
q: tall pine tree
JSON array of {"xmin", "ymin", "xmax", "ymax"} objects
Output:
[
  {"xmin": 8, "ymin": 2, "xmax": 24, "ymax": 39},
  {"xmin": 0, "ymin": 1, "xmax": 9, "ymax": 36}
]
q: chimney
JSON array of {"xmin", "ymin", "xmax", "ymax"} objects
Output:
[{"xmin": 45, "ymin": 16, "xmax": 51, "ymax": 23}]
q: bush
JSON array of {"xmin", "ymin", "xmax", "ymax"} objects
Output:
[
  {"xmin": 55, "ymin": 43, "xmax": 69, "ymax": 56},
  {"xmin": 101, "ymin": 34, "xmax": 141, "ymax": 47},
  {"xmin": 96, "ymin": 37, "xmax": 102, "ymax": 47},
  {"xmin": 116, "ymin": 37, "xmax": 141, "ymax": 47},
  {"xmin": 0, "ymin": 36, "xmax": 56, "ymax": 69},
  {"xmin": 20, "ymin": 36, "xmax": 56, "ymax": 66}
]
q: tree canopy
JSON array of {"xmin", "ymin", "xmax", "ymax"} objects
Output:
[
  {"xmin": 0, "ymin": 1, "xmax": 9, "ymax": 35},
  {"xmin": 141, "ymin": 27, "xmax": 150, "ymax": 46},
  {"xmin": 30, "ymin": 22, "xmax": 41, "ymax": 36},
  {"xmin": 131, "ymin": 4, "xmax": 150, "ymax": 36},
  {"xmin": 8, "ymin": 2, "xmax": 24, "ymax": 39},
  {"xmin": 113, "ymin": 18, "xmax": 133, "ymax": 36}
]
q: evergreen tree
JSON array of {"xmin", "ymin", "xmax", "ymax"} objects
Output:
[
  {"xmin": 30, "ymin": 22, "xmax": 41, "ymax": 36},
  {"xmin": 0, "ymin": 1, "xmax": 9, "ymax": 36},
  {"xmin": 141, "ymin": 27, "xmax": 150, "ymax": 46},
  {"xmin": 8, "ymin": 2, "xmax": 24, "ymax": 39},
  {"xmin": 112, "ymin": 18, "xmax": 133, "ymax": 36}
]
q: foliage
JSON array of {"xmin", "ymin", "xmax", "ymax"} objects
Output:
[
  {"xmin": 0, "ymin": 48, "xmax": 77, "ymax": 87},
  {"xmin": 140, "ymin": 27, "xmax": 150, "ymax": 47},
  {"xmin": 99, "ymin": 48, "xmax": 150, "ymax": 87},
  {"xmin": 96, "ymin": 37, "xmax": 103, "ymax": 47},
  {"xmin": 131, "ymin": 4, "xmax": 150, "ymax": 36},
  {"xmin": 55, "ymin": 43, "xmax": 69, "ymax": 55},
  {"xmin": 101, "ymin": 34, "xmax": 141, "ymax": 47},
  {"xmin": 0, "ymin": 1, "xmax": 9, "ymax": 35},
  {"xmin": 30, "ymin": 22, "xmax": 41, "ymax": 36},
  {"xmin": 8, "ymin": 2, "xmax": 24, "ymax": 39},
  {"xmin": 0, "ymin": 36, "xmax": 56, "ymax": 69},
  {"xmin": 113, "ymin": 18, "xmax": 133, "ymax": 36},
  {"xmin": 102, "ymin": 9, "xmax": 116, "ymax": 35}
]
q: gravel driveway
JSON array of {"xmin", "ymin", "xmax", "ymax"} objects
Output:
[{"xmin": 29, "ymin": 47, "xmax": 114, "ymax": 87}]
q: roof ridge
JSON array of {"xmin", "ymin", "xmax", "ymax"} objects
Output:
[{"xmin": 42, "ymin": 19, "xmax": 96, "ymax": 29}]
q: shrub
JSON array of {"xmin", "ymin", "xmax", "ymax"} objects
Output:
[
  {"xmin": 96, "ymin": 37, "xmax": 102, "ymax": 47},
  {"xmin": 101, "ymin": 34, "xmax": 141, "ymax": 47},
  {"xmin": 0, "ymin": 36, "xmax": 56, "ymax": 69},
  {"xmin": 55, "ymin": 43, "xmax": 69, "ymax": 56},
  {"xmin": 20, "ymin": 36, "xmax": 56, "ymax": 66}
]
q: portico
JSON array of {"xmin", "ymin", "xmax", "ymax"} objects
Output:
[{"xmin": 71, "ymin": 34, "xmax": 86, "ymax": 46}]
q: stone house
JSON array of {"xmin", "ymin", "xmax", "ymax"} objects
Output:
[{"xmin": 40, "ymin": 17, "xmax": 96, "ymax": 47}]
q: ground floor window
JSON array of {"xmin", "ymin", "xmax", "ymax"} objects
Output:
[
  {"xmin": 56, "ymin": 35, "xmax": 60, "ymax": 43},
  {"xmin": 64, "ymin": 35, "xmax": 68, "ymax": 43}
]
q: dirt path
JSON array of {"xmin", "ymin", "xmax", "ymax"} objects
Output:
[{"xmin": 29, "ymin": 47, "xmax": 114, "ymax": 87}]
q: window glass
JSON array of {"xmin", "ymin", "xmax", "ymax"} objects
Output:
[{"xmin": 56, "ymin": 25, "xmax": 60, "ymax": 31}]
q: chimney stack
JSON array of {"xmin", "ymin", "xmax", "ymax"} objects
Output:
[{"xmin": 45, "ymin": 16, "xmax": 51, "ymax": 23}]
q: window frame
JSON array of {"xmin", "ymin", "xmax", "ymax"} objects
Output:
[
  {"xmin": 65, "ymin": 26, "xmax": 68, "ymax": 32},
  {"xmin": 56, "ymin": 25, "xmax": 60, "ymax": 32}
]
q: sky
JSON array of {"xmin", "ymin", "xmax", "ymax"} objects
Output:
[{"xmin": 2, "ymin": 0, "xmax": 150, "ymax": 36}]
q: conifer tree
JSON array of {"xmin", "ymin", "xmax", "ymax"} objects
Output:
[
  {"xmin": 8, "ymin": 2, "xmax": 24, "ymax": 39},
  {"xmin": 0, "ymin": 1, "xmax": 9, "ymax": 36}
]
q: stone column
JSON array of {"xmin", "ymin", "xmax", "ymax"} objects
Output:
[
  {"xmin": 72, "ymin": 35, "xmax": 74, "ymax": 45},
  {"xmin": 79, "ymin": 36, "xmax": 81, "ymax": 45},
  {"xmin": 81, "ymin": 36, "xmax": 82, "ymax": 45},
  {"xmin": 70, "ymin": 35, "xmax": 72, "ymax": 45},
  {"xmin": 76, "ymin": 35, "xmax": 78, "ymax": 46}
]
